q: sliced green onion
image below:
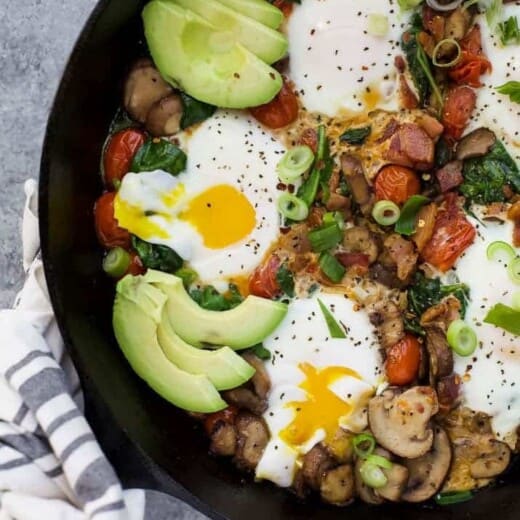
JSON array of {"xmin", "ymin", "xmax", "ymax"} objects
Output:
[
  {"xmin": 486, "ymin": 240, "xmax": 515, "ymax": 263},
  {"xmin": 372, "ymin": 200, "xmax": 401, "ymax": 226},
  {"xmin": 308, "ymin": 224, "xmax": 343, "ymax": 252},
  {"xmin": 395, "ymin": 195, "xmax": 429, "ymax": 236},
  {"xmin": 360, "ymin": 461, "xmax": 388, "ymax": 488},
  {"xmin": 447, "ymin": 319, "xmax": 478, "ymax": 356},
  {"xmin": 319, "ymin": 252, "xmax": 346, "ymax": 283},
  {"xmin": 276, "ymin": 146, "xmax": 315, "ymax": 183},
  {"xmin": 365, "ymin": 453, "xmax": 393, "ymax": 470},
  {"xmin": 435, "ymin": 490, "xmax": 473, "ymax": 505},
  {"xmin": 432, "ymin": 38, "xmax": 462, "ymax": 68},
  {"xmin": 103, "ymin": 247, "xmax": 131, "ymax": 278},
  {"xmin": 250, "ymin": 343, "xmax": 271, "ymax": 360},
  {"xmin": 323, "ymin": 211, "xmax": 345, "ymax": 230},
  {"xmin": 512, "ymin": 292, "xmax": 520, "ymax": 311},
  {"xmin": 352, "ymin": 433, "xmax": 376, "ymax": 459},
  {"xmin": 277, "ymin": 193, "xmax": 309, "ymax": 221},
  {"xmin": 416, "ymin": 43, "xmax": 444, "ymax": 108},
  {"xmin": 367, "ymin": 14, "xmax": 389, "ymax": 37},
  {"xmin": 507, "ymin": 257, "xmax": 520, "ymax": 284},
  {"xmin": 298, "ymin": 125, "xmax": 326, "ymax": 207},
  {"xmin": 318, "ymin": 298, "xmax": 346, "ymax": 338},
  {"xmin": 398, "ymin": 0, "xmax": 423, "ymax": 10},
  {"xmin": 484, "ymin": 303, "xmax": 520, "ymax": 335},
  {"xmin": 174, "ymin": 267, "xmax": 198, "ymax": 287}
]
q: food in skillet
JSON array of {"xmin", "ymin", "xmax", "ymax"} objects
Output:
[{"xmin": 93, "ymin": 0, "xmax": 520, "ymax": 508}]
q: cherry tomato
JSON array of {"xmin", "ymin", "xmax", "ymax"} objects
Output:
[
  {"xmin": 204, "ymin": 405, "xmax": 239, "ymax": 436},
  {"xmin": 385, "ymin": 334, "xmax": 421, "ymax": 386},
  {"xmin": 421, "ymin": 193, "xmax": 476, "ymax": 272},
  {"xmin": 248, "ymin": 254, "xmax": 281, "ymax": 299},
  {"xmin": 103, "ymin": 128, "xmax": 146, "ymax": 189},
  {"xmin": 273, "ymin": 0, "xmax": 294, "ymax": 17},
  {"xmin": 125, "ymin": 252, "xmax": 146, "ymax": 276},
  {"xmin": 94, "ymin": 192, "xmax": 131, "ymax": 249},
  {"xmin": 374, "ymin": 165, "xmax": 421, "ymax": 205},
  {"xmin": 250, "ymin": 79, "xmax": 299, "ymax": 129},
  {"xmin": 441, "ymin": 86, "xmax": 476, "ymax": 141}
]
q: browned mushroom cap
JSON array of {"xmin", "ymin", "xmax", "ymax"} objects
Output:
[
  {"xmin": 343, "ymin": 227, "xmax": 379, "ymax": 264},
  {"xmin": 368, "ymin": 387, "xmax": 439, "ymax": 458},
  {"xmin": 302, "ymin": 444, "xmax": 335, "ymax": 491},
  {"xmin": 209, "ymin": 422, "xmax": 237, "ymax": 457},
  {"xmin": 222, "ymin": 387, "xmax": 267, "ymax": 415},
  {"xmin": 341, "ymin": 153, "xmax": 374, "ymax": 216},
  {"xmin": 123, "ymin": 59, "xmax": 173, "ymax": 123},
  {"xmin": 145, "ymin": 94, "xmax": 183, "ymax": 137},
  {"xmin": 320, "ymin": 464, "xmax": 355, "ymax": 506},
  {"xmin": 234, "ymin": 412, "xmax": 269, "ymax": 471},
  {"xmin": 402, "ymin": 425, "xmax": 452, "ymax": 502},
  {"xmin": 242, "ymin": 352, "xmax": 271, "ymax": 400},
  {"xmin": 354, "ymin": 456, "xmax": 384, "ymax": 505},
  {"xmin": 369, "ymin": 447, "xmax": 409, "ymax": 502},
  {"xmin": 469, "ymin": 437, "xmax": 511, "ymax": 478},
  {"xmin": 455, "ymin": 128, "xmax": 496, "ymax": 161},
  {"xmin": 444, "ymin": 7, "xmax": 472, "ymax": 40},
  {"xmin": 369, "ymin": 300, "xmax": 405, "ymax": 350}
]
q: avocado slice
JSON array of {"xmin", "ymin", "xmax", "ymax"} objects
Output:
[
  {"xmin": 170, "ymin": 0, "xmax": 288, "ymax": 64},
  {"xmin": 142, "ymin": 0, "xmax": 283, "ymax": 108},
  {"xmin": 157, "ymin": 317, "xmax": 255, "ymax": 390},
  {"xmin": 143, "ymin": 270, "xmax": 288, "ymax": 349},
  {"xmin": 113, "ymin": 276, "xmax": 227, "ymax": 412},
  {"xmin": 217, "ymin": 0, "xmax": 284, "ymax": 29}
]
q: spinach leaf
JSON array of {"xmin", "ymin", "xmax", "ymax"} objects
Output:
[
  {"xmin": 340, "ymin": 126, "xmax": 371, "ymax": 145},
  {"xmin": 190, "ymin": 284, "xmax": 243, "ymax": 311},
  {"xmin": 460, "ymin": 139, "xmax": 520, "ymax": 204},
  {"xmin": 406, "ymin": 272, "xmax": 470, "ymax": 334},
  {"xmin": 496, "ymin": 81, "xmax": 520, "ymax": 104},
  {"xmin": 132, "ymin": 236, "xmax": 183, "ymax": 273},
  {"xmin": 180, "ymin": 93, "xmax": 217, "ymax": 130},
  {"xmin": 395, "ymin": 195, "xmax": 429, "ymax": 235},
  {"xmin": 434, "ymin": 137, "xmax": 452, "ymax": 169},
  {"xmin": 131, "ymin": 138, "xmax": 187, "ymax": 176},
  {"xmin": 498, "ymin": 16, "xmax": 520, "ymax": 46},
  {"xmin": 249, "ymin": 344, "xmax": 272, "ymax": 360},
  {"xmin": 276, "ymin": 264, "xmax": 295, "ymax": 297}
]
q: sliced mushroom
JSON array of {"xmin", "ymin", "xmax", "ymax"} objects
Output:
[
  {"xmin": 223, "ymin": 387, "xmax": 267, "ymax": 415},
  {"xmin": 369, "ymin": 263, "xmax": 405, "ymax": 289},
  {"xmin": 354, "ymin": 456, "xmax": 384, "ymax": 505},
  {"xmin": 341, "ymin": 154, "xmax": 374, "ymax": 216},
  {"xmin": 382, "ymin": 234, "xmax": 418, "ymax": 282},
  {"xmin": 145, "ymin": 94, "xmax": 183, "ymax": 136},
  {"xmin": 455, "ymin": 128, "xmax": 496, "ymax": 160},
  {"xmin": 377, "ymin": 464, "xmax": 409, "ymax": 502},
  {"xmin": 412, "ymin": 203, "xmax": 437, "ymax": 252},
  {"xmin": 123, "ymin": 59, "xmax": 173, "ymax": 123},
  {"xmin": 242, "ymin": 352, "xmax": 271, "ymax": 400},
  {"xmin": 470, "ymin": 438, "xmax": 511, "ymax": 478},
  {"xmin": 369, "ymin": 300, "xmax": 405, "ymax": 350},
  {"xmin": 343, "ymin": 226, "xmax": 380, "ymax": 264},
  {"xmin": 234, "ymin": 412, "xmax": 269, "ymax": 471},
  {"xmin": 444, "ymin": 7, "xmax": 472, "ymax": 40},
  {"xmin": 320, "ymin": 464, "xmax": 355, "ymax": 505},
  {"xmin": 402, "ymin": 426, "xmax": 452, "ymax": 502},
  {"xmin": 302, "ymin": 444, "xmax": 335, "ymax": 491},
  {"xmin": 209, "ymin": 422, "xmax": 237, "ymax": 457},
  {"xmin": 368, "ymin": 387, "xmax": 439, "ymax": 458}
]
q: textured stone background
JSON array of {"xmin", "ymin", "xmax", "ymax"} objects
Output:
[{"xmin": 0, "ymin": 1, "xmax": 205, "ymax": 517}]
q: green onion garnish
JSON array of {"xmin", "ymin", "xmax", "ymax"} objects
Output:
[
  {"xmin": 367, "ymin": 14, "xmax": 389, "ymax": 37},
  {"xmin": 512, "ymin": 292, "xmax": 520, "ymax": 311},
  {"xmin": 276, "ymin": 146, "xmax": 315, "ymax": 183},
  {"xmin": 360, "ymin": 461, "xmax": 388, "ymax": 488},
  {"xmin": 103, "ymin": 247, "xmax": 131, "ymax": 278},
  {"xmin": 277, "ymin": 193, "xmax": 309, "ymax": 221},
  {"xmin": 372, "ymin": 200, "xmax": 401, "ymax": 226},
  {"xmin": 484, "ymin": 303, "xmax": 520, "ymax": 335},
  {"xmin": 432, "ymin": 38, "xmax": 462, "ymax": 68},
  {"xmin": 395, "ymin": 195, "xmax": 429, "ymax": 235},
  {"xmin": 365, "ymin": 453, "xmax": 393, "ymax": 470},
  {"xmin": 447, "ymin": 319, "xmax": 478, "ymax": 356},
  {"xmin": 435, "ymin": 490, "xmax": 473, "ymax": 505},
  {"xmin": 323, "ymin": 211, "xmax": 345, "ymax": 230},
  {"xmin": 318, "ymin": 298, "xmax": 346, "ymax": 338},
  {"xmin": 298, "ymin": 125, "xmax": 326, "ymax": 207},
  {"xmin": 486, "ymin": 240, "xmax": 515, "ymax": 263},
  {"xmin": 174, "ymin": 267, "xmax": 198, "ymax": 287},
  {"xmin": 507, "ymin": 257, "xmax": 520, "ymax": 284},
  {"xmin": 352, "ymin": 433, "xmax": 376, "ymax": 459},
  {"xmin": 319, "ymin": 252, "xmax": 346, "ymax": 283},
  {"xmin": 308, "ymin": 223, "xmax": 343, "ymax": 252}
]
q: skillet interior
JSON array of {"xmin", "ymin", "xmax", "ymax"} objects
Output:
[{"xmin": 39, "ymin": 0, "xmax": 519, "ymax": 518}]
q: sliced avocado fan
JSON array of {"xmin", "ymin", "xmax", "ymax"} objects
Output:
[{"xmin": 217, "ymin": 0, "xmax": 284, "ymax": 29}]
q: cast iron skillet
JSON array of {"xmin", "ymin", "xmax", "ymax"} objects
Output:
[{"xmin": 39, "ymin": 0, "xmax": 519, "ymax": 518}]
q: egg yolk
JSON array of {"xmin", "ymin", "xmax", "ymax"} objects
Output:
[
  {"xmin": 114, "ymin": 196, "xmax": 169, "ymax": 240},
  {"xmin": 181, "ymin": 184, "xmax": 256, "ymax": 249},
  {"xmin": 280, "ymin": 363, "xmax": 362, "ymax": 447}
]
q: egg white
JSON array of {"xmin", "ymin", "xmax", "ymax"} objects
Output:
[{"xmin": 255, "ymin": 293, "xmax": 383, "ymax": 487}]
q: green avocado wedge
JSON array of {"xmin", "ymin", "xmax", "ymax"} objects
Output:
[
  {"xmin": 142, "ymin": 0, "xmax": 282, "ymax": 108},
  {"xmin": 170, "ymin": 0, "xmax": 288, "ymax": 64},
  {"xmin": 143, "ymin": 270, "xmax": 288, "ymax": 349},
  {"xmin": 113, "ymin": 276, "xmax": 227, "ymax": 413},
  {"xmin": 157, "ymin": 317, "xmax": 255, "ymax": 390},
  {"xmin": 217, "ymin": 0, "xmax": 284, "ymax": 29}
]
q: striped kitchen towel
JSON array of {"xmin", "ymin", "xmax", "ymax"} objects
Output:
[{"xmin": 0, "ymin": 180, "xmax": 188, "ymax": 519}]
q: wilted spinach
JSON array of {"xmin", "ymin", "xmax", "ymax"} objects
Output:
[
  {"xmin": 190, "ymin": 284, "xmax": 242, "ymax": 311},
  {"xmin": 276, "ymin": 264, "xmax": 295, "ymax": 297},
  {"xmin": 132, "ymin": 236, "xmax": 183, "ymax": 273},
  {"xmin": 339, "ymin": 126, "xmax": 371, "ymax": 145},
  {"xmin": 131, "ymin": 138, "xmax": 187, "ymax": 176},
  {"xmin": 180, "ymin": 93, "xmax": 217, "ymax": 130}
]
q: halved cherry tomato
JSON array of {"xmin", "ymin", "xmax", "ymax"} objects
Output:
[
  {"xmin": 103, "ymin": 128, "xmax": 146, "ymax": 189},
  {"xmin": 441, "ymin": 86, "xmax": 476, "ymax": 141},
  {"xmin": 273, "ymin": 0, "xmax": 294, "ymax": 17},
  {"xmin": 94, "ymin": 192, "xmax": 131, "ymax": 249},
  {"xmin": 385, "ymin": 334, "xmax": 421, "ymax": 386},
  {"xmin": 204, "ymin": 405, "xmax": 239, "ymax": 436},
  {"xmin": 421, "ymin": 193, "xmax": 476, "ymax": 272},
  {"xmin": 374, "ymin": 165, "xmax": 421, "ymax": 205},
  {"xmin": 248, "ymin": 254, "xmax": 281, "ymax": 299},
  {"xmin": 250, "ymin": 79, "xmax": 299, "ymax": 129},
  {"xmin": 125, "ymin": 252, "xmax": 146, "ymax": 276}
]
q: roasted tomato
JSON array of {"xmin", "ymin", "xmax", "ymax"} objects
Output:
[
  {"xmin": 421, "ymin": 193, "xmax": 476, "ymax": 272},
  {"xmin": 250, "ymin": 79, "xmax": 299, "ymax": 129},
  {"xmin": 374, "ymin": 165, "xmax": 421, "ymax": 204},
  {"xmin": 385, "ymin": 334, "xmax": 421, "ymax": 386},
  {"xmin": 273, "ymin": 0, "xmax": 295, "ymax": 17},
  {"xmin": 126, "ymin": 252, "xmax": 146, "ymax": 276},
  {"xmin": 249, "ymin": 254, "xmax": 281, "ymax": 299},
  {"xmin": 103, "ymin": 128, "xmax": 146, "ymax": 189},
  {"xmin": 94, "ymin": 192, "xmax": 131, "ymax": 249},
  {"xmin": 204, "ymin": 405, "xmax": 239, "ymax": 436},
  {"xmin": 441, "ymin": 86, "xmax": 477, "ymax": 141}
]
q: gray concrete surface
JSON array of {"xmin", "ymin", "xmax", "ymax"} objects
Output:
[{"xmin": 0, "ymin": 1, "xmax": 206, "ymax": 517}]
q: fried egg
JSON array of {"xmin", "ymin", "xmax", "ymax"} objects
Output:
[
  {"xmin": 115, "ymin": 110, "xmax": 285, "ymax": 286},
  {"xmin": 255, "ymin": 293, "xmax": 383, "ymax": 487},
  {"xmin": 452, "ymin": 213, "xmax": 520, "ymax": 447},
  {"xmin": 287, "ymin": 0, "xmax": 409, "ymax": 117},
  {"xmin": 467, "ymin": 3, "xmax": 520, "ymax": 163}
]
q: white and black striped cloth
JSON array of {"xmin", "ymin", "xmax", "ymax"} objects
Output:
[{"xmin": 0, "ymin": 180, "xmax": 184, "ymax": 519}]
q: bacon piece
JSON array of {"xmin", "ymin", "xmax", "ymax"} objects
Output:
[
  {"xmin": 385, "ymin": 123, "xmax": 435, "ymax": 171},
  {"xmin": 436, "ymin": 160, "xmax": 464, "ymax": 192}
]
